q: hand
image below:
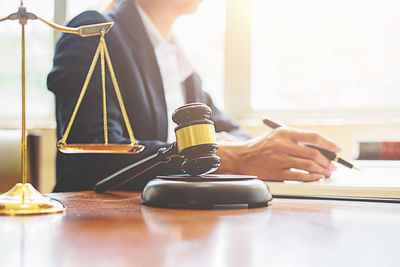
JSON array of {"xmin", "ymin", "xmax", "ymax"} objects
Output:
[{"xmin": 215, "ymin": 127, "xmax": 341, "ymax": 182}]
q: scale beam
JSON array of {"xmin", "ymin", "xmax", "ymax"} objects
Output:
[{"xmin": 0, "ymin": 6, "xmax": 113, "ymax": 37}]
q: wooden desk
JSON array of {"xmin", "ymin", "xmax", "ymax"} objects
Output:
[{"xmin": 2, "ymin": 191, "xmax": 400, "ymax": 267}]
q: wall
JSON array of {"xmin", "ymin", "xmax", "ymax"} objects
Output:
[
  {"xmin": 0, "ymin": 127, "xmax": 57, "ymax": 193},
  {"xmin": 39, "ymin": 128, "xmax": 58, "ymax": 193}
]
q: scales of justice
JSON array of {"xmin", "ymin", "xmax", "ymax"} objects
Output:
[
  {"xmin": 0, "ymin": 1, "xmax": 271, "ymax": 214},
  {"xmin": 0, "ymin": 0, "xmax": 144, "ymax": 215}
]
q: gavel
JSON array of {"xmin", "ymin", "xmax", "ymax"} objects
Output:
[{"xmin": 94, "ymin": 103, "xmax": 221, "ymax": 193}]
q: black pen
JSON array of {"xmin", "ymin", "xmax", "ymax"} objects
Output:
[{"xmin": 262, "ymin": 117, "xmax": 360, "ymax": 171}]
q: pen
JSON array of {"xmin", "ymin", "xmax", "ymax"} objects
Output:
[{"xmin": 262, "ymin": 117, "xmax": 360, "ymax": 171}]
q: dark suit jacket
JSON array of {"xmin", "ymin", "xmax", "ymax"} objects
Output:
[{"xmin": 47, "ymin": 0, "xmax": 249, "ymax": 192}]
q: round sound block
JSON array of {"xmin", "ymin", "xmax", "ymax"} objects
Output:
[{"xmin": 141, "ymin": 174, "xmax": 272, "ymax": 209}]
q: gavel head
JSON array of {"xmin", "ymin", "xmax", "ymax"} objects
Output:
[{"xmin": 172, "ymin": 103, "xmax": 221, "ymax": 176}]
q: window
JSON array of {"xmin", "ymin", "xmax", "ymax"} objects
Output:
[
  {"xmin": 0, "ymin": 1, "xmax": 54, "ymax": 120},
  {"xmin": 2, "ymin": 0, "xmax": 399, "ymax": 125},
  {"xmin": 66, "ymin": 0, "xmax": 111, "ymax": 20},
  {"xmin": 250, "ymin": 0, "xmax": 400, "ymax": 119}
]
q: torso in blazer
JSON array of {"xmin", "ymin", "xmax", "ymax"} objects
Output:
[{"xmin": 47, "ymin": 0, "xmax": 248, "ymax": 192}]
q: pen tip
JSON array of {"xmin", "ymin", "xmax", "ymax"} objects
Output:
[{"xmin": 352, "ymin": 166, "xmax": 361, "ymax": 171}]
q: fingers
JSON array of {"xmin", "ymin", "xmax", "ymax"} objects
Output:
[
  {"xmin": 274, "ymin": 139, "xmax": 333, "ymax": 170},
  {"xmin": 286, "ymin": 128, "xmax": 342, "ymax": 153},
  {"xmin": 281, "ymin": 155, "xmax": 332, "ymax": 177},
  {"xmin": 231, "ymin": 128, "xmax": 341, "ymax": 183},
  {"xmin": 293, "ymin": 144, "xmax": 337, "ymax": 172},
  {"xmin": 280, "ymin": 169, "xmax": 325, "ymax": 182}
]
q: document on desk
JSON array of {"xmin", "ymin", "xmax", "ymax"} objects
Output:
[{"xmin": 266, "ymin": 160, "xmax": 400, "ymax": 200}]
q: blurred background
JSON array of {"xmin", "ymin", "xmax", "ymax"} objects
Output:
[{"xmin": 0, "ymin": 0, "xmax": 399, "ymax": 192}]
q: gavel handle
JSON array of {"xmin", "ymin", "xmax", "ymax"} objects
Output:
[{"xmin": 94, "ymin": 143, "xmax": 179, "ymax": 193}]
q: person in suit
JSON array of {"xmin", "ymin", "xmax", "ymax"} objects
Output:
[{"xmin": 48, "ymin": 0, "xmax": 340, "ymax": 192}]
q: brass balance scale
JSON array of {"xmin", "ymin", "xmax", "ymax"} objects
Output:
[{"xmin": 0, "ymin": 1, "xmax": 144, "ymax": 215}]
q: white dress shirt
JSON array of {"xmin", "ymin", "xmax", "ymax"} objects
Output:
[{"xmin": 137, "ymin": 5, "xmax": 194, "ymax": 143}]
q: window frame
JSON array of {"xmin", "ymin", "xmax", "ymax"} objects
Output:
[
  {"xmin": 224, "ymin": 0, "xmax": 400, "ymax": 125},
  {"xmin": 2, "ymin": 0, "xmax": 399, "ymax": 127},
  {"xmin": 0, "ymin": 0, "xmax": 62, "ymax": 127}
]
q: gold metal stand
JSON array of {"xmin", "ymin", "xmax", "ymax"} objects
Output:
[
  {"xmin": 0, "ymin": 1, "xmax": 142, "ymax": 215},
  {"xmin": 0, "ymin": 183, "xmax": 65, "ymax": 215}
]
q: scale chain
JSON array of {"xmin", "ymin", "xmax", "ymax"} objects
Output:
[
  {"xmin": 100, "ymin": 33, "xmax": 108, "ymax": 144},
  {"xmin": 59, "ymin": 38, "xmax": 103, "ymax": 145},
  {"xmin": 103, "ymin": 38, "xmax": 137, "ymax": 144}
]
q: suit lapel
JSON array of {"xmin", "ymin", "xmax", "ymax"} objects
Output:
[{"xmin": 110, "ymin": 0, "xmax": 168, "ymax": 141}]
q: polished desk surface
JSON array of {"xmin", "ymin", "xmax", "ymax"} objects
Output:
[{"xmin": 2, "ymin": 191, "xmax": 400, "ymax": 267}]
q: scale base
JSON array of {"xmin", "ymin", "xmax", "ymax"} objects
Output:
[
  {"xmin": 0, "ymin": 183, "xmax": 65, "ymax": 215},
  {"xmin": 142, "ymin": 175, "xmax": 272, "ymax": 209}
]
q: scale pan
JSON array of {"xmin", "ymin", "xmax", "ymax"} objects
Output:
[{"xmin": 58, "ymin": 143, "xmax": 145, "ymax": 154}]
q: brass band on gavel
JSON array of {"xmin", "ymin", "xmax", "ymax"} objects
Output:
[{"xmin": 172, "ymin": 103, "xmax": 220, "ymax": 176}]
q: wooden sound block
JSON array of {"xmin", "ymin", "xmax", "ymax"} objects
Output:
[{"xmin": 141, "ymin": 175, "xmax": 272, "ymax": 209}]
